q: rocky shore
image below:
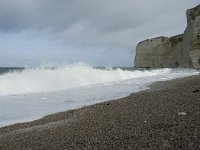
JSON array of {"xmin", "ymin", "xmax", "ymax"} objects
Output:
[{"xmin": 0, "ymin": 75, "xmax": 200, "ymax": 149}]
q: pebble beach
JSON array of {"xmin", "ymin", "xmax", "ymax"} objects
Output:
[{"xmin": 0, "ymin": 75, "xmax": 200, "ymax": 149}]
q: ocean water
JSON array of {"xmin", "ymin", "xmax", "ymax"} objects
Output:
[{"xmin": 0, "ymin": 63, "xmax": 199, "ymax": 127}]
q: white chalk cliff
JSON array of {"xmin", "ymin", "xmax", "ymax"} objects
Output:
[{"xmin": 134, "ymin": 4, "xmax": 200, "ymax": 69}]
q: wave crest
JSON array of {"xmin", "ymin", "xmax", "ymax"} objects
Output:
[{"xmin": 0, "ymin": 62, "xmax": 175, "ymax": 96}]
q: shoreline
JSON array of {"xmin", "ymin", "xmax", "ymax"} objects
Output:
[
  {"xmin": 0, "ymin": 74, "xmax": 188, "ymax": 129},
  {"xmin": 1, "ymin": 75, "xmax": 200, "ymax": 149},
  {"xmin": 0, "ymin": 68, "xmax": 198, "ymax": 128}
]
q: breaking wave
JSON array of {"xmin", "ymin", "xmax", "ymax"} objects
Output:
[{"xmin": 0, "ymin": 62, "xmax": 197, "ymax": 96}]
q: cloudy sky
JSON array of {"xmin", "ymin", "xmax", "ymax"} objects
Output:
[{"xmin": 0, "ymin": 0, "xmax": 199, "ymax": 67}]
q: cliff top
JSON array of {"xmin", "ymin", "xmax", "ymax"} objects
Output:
[
  {"xmin": 187, "ymin": 4, "xmax": 200, "ymax": 20},
  {"xmin": 138, "ymin": 34, "xmax": 184, "ymax": 45},
  {"xmin": 138, "ymin": 36, "xmax": 168, "ymax": 45}
]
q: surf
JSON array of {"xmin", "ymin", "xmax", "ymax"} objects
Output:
[{"xmin": 0, "ymin": 62, "xmax": 174, "ymax": 96}]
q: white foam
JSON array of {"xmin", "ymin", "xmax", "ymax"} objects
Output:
[
  {"xmin": 0, "ymin": 63, "xmax": 171, "ymax": 96},
  {"xmin": 0, "ymin": 63, "xmax": 199, "ymax": 127}
]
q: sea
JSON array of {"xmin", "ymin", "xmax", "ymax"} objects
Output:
[{"xmin": 0, "ymin": 62, "xmax": 199, "ymax": 127}]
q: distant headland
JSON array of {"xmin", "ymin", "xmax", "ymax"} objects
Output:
[{"xmin": 134, "ymin": 4, "xmax": 200, "ymax": 69}]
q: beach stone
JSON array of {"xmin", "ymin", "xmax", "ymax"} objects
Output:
[
  {"xmin": 162, "ymin": 140, "xmax": 172, "ymax": 148},
  {"xmin": 192, "ymin": 89, "xmax": 199, "ymax": 93},
  {"xmin": 178, "ymin": 112, "xmax": 187, "ymax": 116}
]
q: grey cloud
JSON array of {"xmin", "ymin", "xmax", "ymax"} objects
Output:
[
  {"xmin": 0, "ymin": 3, "xmax": 195, "ymax": 29},
  {"xmin": 0, "ymin": 0, "xmax": 199, "ymax": 66},
  {"xmin": 0, "ymin": 1, "xmax": 195, "ymax": 32}
]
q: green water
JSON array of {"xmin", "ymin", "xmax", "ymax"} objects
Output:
[{"xmin": 0, "ymin": 67, "xmax": 24, "ymax": 75}]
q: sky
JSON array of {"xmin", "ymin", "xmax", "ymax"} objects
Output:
[{"xmin": 0, "ymin": 0, "xmax": 199, "ymax": 67}]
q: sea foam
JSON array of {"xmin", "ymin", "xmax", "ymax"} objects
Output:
[
  {"xmin": 0, "ymin": 63, "xmax": 199, "ymax": 127},
  {"xmin": 0, "ymin": 62, "xmax": 172, "ymax": 96}
]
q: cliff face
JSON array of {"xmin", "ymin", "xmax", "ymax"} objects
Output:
[
  {"xmin": 134, "ymin": 35, "xmax": 183, "ymax": 68},
  {"xmin": 187, "ymin": 5, "xmax": 200, "ymax": 69},
  {"xmin": 134, "ymin": 4, "xmax": 200, "ymax": 69}
]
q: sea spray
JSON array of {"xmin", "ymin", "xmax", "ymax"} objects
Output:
[
  {"xmin": 0, "ymin": 63, "xmax": 199, "ymax": 127},
  {"xmin": 0, "ymin": 62, "xmax": 172, "ymax": 96}
]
